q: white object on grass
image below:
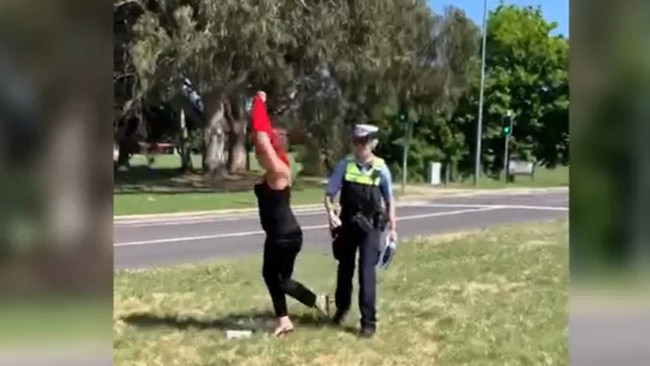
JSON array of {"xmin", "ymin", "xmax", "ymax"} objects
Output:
[{"xmin": 226, "ymin": 330, "xmax": 253, "ymax": 339}]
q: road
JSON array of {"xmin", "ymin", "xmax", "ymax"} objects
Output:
[{"xmin": 114, "ymin": 190, "xmax": 568, "ymax": 269}]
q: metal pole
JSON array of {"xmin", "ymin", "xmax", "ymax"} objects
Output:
[
  {"xmin": 401, "ymin": 120, "xmax": 410, "ymax": 195},
  {"xmin": 502, "ymin": 114, "xmax": 513, "ymax": 181},
  {"xmin": 502, "ymin": 133, "xmax": 509, "ymax": 182},
  {"xmin": 473, "ymin": 0, "xmax": 489, "ymax": 186}
]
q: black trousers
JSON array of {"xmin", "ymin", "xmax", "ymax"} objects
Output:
[
  {"xmin": 334, "ymin": 223, "xmax": 381, "ymax": 330},
  {"xmin": 262, "ymin": 232, "xmax": 317, "ymax": 317}
]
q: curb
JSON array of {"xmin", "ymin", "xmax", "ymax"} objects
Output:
[
  {"xmin": 445, "ymin": 186, "xmax": 567, "ymax": 196},
  {"xmin": 114, "ymin": 204, "xmax": 323, "ymax": 221},
  {"xmin": 114, "ymin": 186, "xmax": 567, "ymax": 221}
]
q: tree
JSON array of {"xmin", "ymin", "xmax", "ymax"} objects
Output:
[
  {"xmin": 114, "ymin": 0, "xmax": 566, "ymax": 185},
  {"xmin": 373, "ymin": 4, "xmax": 480, "ymax": 180},
  {"xmin": 454, "ymin": 3, "xmax": 569, "ymax": 176}
]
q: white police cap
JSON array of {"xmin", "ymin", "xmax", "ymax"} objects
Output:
[{"xmin": 352, "ymin": 124, "xmax": 379, "ymax": 138}]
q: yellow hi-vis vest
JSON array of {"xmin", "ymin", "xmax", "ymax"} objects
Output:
[{"xmin": 343, "ymin": 155, "xmax": 386, "ymax": 186}]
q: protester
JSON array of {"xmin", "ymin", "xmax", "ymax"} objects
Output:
[{"xmin": 250, "ymin": 91, "xmax": 329, "ymax": 337}]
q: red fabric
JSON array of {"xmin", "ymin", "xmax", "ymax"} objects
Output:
[
  {"xmin": 249, "ymin": 94, "xmax": 290, "ymax": 167},
  {"xmin": 250, "ymin": 95, "xmax": 272, "ymax": 135}
]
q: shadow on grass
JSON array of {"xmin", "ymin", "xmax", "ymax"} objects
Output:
[
  {"xmin": 114, "ymin": 166, "xmax": 255, "ymax": 194},
  {"xmin": 114, "ymin": 167, "xmax": 186, "ymax": 185},
  {"xmin": 114, "ymin": 167, "xmax": 323, "ymax": 195},
  {"xmin": 122, "ymin": 310, "xmax": 335, "ymax": 333}
]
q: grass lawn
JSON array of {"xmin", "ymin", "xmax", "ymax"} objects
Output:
[
  {"xmin": 114, "ymin": 153, "xmax": 315, "ymax": 216},
  {"xmin": 114, "ymin": 219, "xmax": 568, "ymax": 365},
  {"xmin": 0, "ymin": 298, "xmax": 111, "ymax": 346},
  {"xmin": 123, "ymin": 153, "xmax": 303, "ymax": 177},
  {"xmin": 114, "ymin": 186, "xmax": 324, "ymax": 216},
  {"xmin": 448, "ymin": 166, "xmax": 569, "ymax": 189},
  {"xmin": 114, "ymin": 155, "xmax": 567, "ymax": 216}
]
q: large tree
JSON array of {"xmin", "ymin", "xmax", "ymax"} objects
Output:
[
  {"xmin": 372, "ymin": 4, "xmax": 480, "ymax": 180},
  {"xmin": 114, "ymin": 0, "xmax": 538, "ymax": 184},
  {"xmin": 454, "ymin": 4, "xmax": 569, "ymax": 176}
]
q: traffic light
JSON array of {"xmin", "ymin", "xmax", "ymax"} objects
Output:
[
  {"xmin": 502, "ymin": 117, "xmax": 513, "ymax": 136},
  {"xmin": 398, "ymin": 105, "xmax": 408, "ymax": 123}
]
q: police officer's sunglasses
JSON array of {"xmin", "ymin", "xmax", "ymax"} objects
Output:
[{"xmin": 351, "ymin": 136, "xmax": 373, "ymax": 145}]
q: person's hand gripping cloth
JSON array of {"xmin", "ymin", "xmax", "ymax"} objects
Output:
[
  {"xmin": 250, "ymin": 91, "xmax": 271, "ymax": 137},
  {"xmin": 249, "ymin": 92, "xmax": 289, "ymax": 166},
  {"xmin": 377, "ymin": 234, "xmax": 397, "ymax": 269}
]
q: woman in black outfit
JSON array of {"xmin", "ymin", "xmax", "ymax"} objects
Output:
[{"xmin": 251, "ymin": 97, "xmax": 329, "ymax": 337}]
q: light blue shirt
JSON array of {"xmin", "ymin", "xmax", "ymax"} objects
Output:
[{"xmin": 325, "ymin": 156, "xmax": 393, "ymax": 204}]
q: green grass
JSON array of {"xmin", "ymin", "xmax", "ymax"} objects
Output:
[
  {"xmin": 114, "ymin": 186, "xmax": 324, "ymax": 216},
  {"xmin": 0, "ymin": 298, "xmax": 111, "ymax": 346},
  {"xmin": 114, "ymin": 156, "xmax": 567, "ymax": 216},
  {"xmin": 114, "ymin": 153, "xmax": 313, "ymax": 215},
  {"xmin": 114, "ymin": 219, "xmax": 568, "ymax": 365},
  {"xmin": 124, "ymin": 153, "xmax": 303, "ymax": 177},
  {"xmin": 448, "ymin": 166, "xmax": 569, "ymax": 189},
  {"xmin": 113, "ymin": 155, "xmax": 314, "ymax": 216}
]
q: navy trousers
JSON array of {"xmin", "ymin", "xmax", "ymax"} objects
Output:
[{"xmin": 334, "ymin": 222, "xmax": 381, "ymax": 330}]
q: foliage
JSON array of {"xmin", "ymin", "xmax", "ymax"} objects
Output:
[
  {"xmin": 113, "ymin": 1, "xmax": 569, "ymax": 180},
  {"xmin": 453, "ymin": 4, "xmax": 569, "ymax": 176}
]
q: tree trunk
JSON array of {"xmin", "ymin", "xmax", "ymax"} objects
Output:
[
  {"xmin": 116, "ymin": 140, "xmax": 132, "ymax": 168},
  {"xmin": 178, "ymin": 109, "xmax": 193, "ymax": 171},
  {"xmin": 227, "ymin": 118, "xmax": 247, "ymax": 174},
  {"xmin": 114, "ymin": 115, "xmax": 138, "ymax": 169},
  {"xmin": 202, "ymin": 93, "xmax": 228, "ymax": 177},
  {"xmin": 180, "ymin": 137, "xmax": 193, "ymax": 171}
]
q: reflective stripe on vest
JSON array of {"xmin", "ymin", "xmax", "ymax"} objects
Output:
[{"xmin": 343, "ymin": 156, "xmax": 385, "ymax": 186}]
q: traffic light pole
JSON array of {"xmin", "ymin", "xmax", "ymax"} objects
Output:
[
  {"xmin": 401, "ymin": 119, "xmax": 411, "ymax": 195},
  {"xmin": 502, "ymin": 116, "xmax": 514, "ymax": 182},
  {"xmin": 502, "ymin": 133, "xmax": 509, "ymax": 182}
]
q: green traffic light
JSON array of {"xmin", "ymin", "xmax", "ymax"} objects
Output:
[{"xmin": 503, "ymin": 126, "xmax": 511, "ymax": 134}]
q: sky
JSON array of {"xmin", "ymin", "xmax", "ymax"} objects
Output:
[{"xmin": 427, "ymin": 0, "xmax": 569, "ymax": 36}]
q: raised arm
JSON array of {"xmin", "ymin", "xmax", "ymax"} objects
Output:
[
  {"xmin": 249, "ymin": 93, "xmax": 290, "ymax": 176},
  {"xmin": 255, "ymin": 132, "xmax": 291, "ymax": 176}
]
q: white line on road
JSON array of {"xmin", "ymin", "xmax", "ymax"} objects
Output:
[
  {"xmin": 114, "ymin": 209, "xmax": 325, "ymax": 227},
  {"xmin": 403, "ymin": 203, "xmax": 569, "ymax": 211},
  {"xmin": 114, "ymin": 206, "xmax": 501, "ymax": 247},
  {"xmin": 114, "ymin": 203, "xmax": 567, "ymax": 228}
]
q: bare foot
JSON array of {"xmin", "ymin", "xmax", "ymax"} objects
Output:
[{"xmin": 274, "ymin": 316, "xmax": 294, "ymax": 337}]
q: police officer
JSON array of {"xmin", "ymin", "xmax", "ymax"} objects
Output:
[{"xmin": 324, "ymin": 124, "xmax": 397, "ymax": 338}]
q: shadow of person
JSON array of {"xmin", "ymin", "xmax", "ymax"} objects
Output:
[{"xmin": 122, "ymin": 310, "xmax": 329, "ymax": 333}]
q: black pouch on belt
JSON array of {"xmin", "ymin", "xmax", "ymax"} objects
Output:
[{"xmin": 351, "ymin": 212, "xmax": 374, "ymax": 233}]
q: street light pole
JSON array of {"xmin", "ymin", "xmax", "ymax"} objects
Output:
[
  {"xmin": 473, "ymin": 0, "xmax": 489, "ymax": 187},
  {"xmin": 502, "ymin": 111, "xmax": 513, "ymax": 182}
]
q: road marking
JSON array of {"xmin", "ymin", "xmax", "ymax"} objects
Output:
[
  {"xmin": 114, "ymin": 203, "xmax": 567, "ymax": 228},
  {"xmin": 403, "ymin": 203, "xmax": 568, "ymax": 211},
  {"xmin": 114, "ymin": 206, "xmax": 501, "ymax": 247},
  {"xmin": 114, "ymin": 209, "xmax": 324, "ymax": 227},
  {"xmin": 114, "ymin": 201, "xmax": 449, "ymax": 227}
]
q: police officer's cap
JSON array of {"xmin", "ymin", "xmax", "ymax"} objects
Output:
[{"xmin": 352, "ymin": 124, "xmax": 379, "ymax": 140}]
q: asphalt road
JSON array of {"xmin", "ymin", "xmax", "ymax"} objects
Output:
[{"xmin": 114, "ymin": 190, "xmax": 568, "ymax": 270}]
